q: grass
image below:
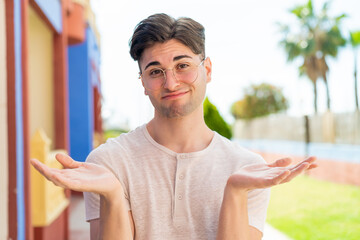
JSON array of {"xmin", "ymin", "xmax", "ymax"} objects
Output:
[{"xmin": 267, "ymin": 175, "xmax": 360, "ymax": 240}]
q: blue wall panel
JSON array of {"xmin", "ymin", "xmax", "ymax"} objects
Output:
[
  {"xmin": 68, "ymin": 38, "xmax": 93, "ymax": 162},
  {"xmin": 86, "ymin": 28, "xmax": 95, "ymax": 144},
  {"xmin": 68, "ymin": 26, "xmax": 101, "ymax": 162},
  {"xmin": 14, "ymin": 0, "xmax": 25, "ymax": 239},
  {"xmin": 87, "ymin": 27, "xmax": 101, "ymax": 90}
]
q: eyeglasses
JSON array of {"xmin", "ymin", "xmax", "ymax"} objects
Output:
[{"xmin": 139, "ymin": 60, "xmax": 204, "ymax": 90}]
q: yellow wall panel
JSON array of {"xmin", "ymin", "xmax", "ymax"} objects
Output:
[
  {"xmin": 30, "ymin": 129, "xmax": 69, "ymax": 226},
  {"xmin": 0, "ymin": 0, "xmax": 8, "ymax": 238},
  {"xmin": 28, "ymin": 6, "xmax": 55, "ymax": 148}
]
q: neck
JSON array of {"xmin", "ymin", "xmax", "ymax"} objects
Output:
[{"xmin": 147, "ymin": 107, "xmax": 214, "ymax": 153}]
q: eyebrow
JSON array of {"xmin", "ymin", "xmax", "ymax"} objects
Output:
[{"xmin": 143, "ymin": 55, "xmax": 193, "ymax": 71}]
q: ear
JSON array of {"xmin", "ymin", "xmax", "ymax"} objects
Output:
[
  {"xmin": 204, "ymin": 57, "xmax": 212, "ymax": 83},
  {"xmin": 141, "ymin": 78, "xmax": 149, "ymax": 95}
]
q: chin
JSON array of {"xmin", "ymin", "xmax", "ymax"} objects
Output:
[{"xmin": 160, "ymin": 103, "xmax": 195, "ymax": 118}]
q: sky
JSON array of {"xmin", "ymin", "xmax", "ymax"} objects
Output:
[{"xmin": 90, "ymin": 0, "xmax": 360, "ymax": 130}]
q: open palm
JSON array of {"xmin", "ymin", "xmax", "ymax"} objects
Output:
[
  {"xmin": 30, "ymin": 153, "xmax": 122, "ymax": 198},
  {"xmin": 228, "ymin": 157, "xmax": 317, "ymax": 191}
]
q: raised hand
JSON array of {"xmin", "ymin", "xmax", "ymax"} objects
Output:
[
  {"xmin": 227, "ymin": 157, "xmax": 317, "ymax": 191},
  {"xmin": 30, "ymin": 153, "xmax": 122, "ymax": 198}
]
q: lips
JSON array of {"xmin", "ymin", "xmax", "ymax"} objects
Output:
[{"xmin": 162, "ymin": 91, "xmax": 189, "ymax": 100}]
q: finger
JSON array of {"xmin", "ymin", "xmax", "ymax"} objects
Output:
[
  {"xmin": 30, "ymin": 158, "xmax": 78, "ymax": 191},
  {"xmin": 30, "ymin": 158, "xmax": 61, "ymax": 181},
  {"xmin": 307, "ymin": 163, "xmax": 318, "ymax": 170},
  {"xmin": 289, "ymin": 156, "xmax": 316, "ymax": 171},
  {"xmin": 270, "ymin": 170, "xmax": 291, "ymax": 186},
  {"xmin": 267, "ymin": 158, "xmax": 292, "ymax": 168},
  {"xmin": 55, "ymin": 153, "xmax": 82, "ymax": 169},
  {"xmin": 303, "ymin": 156, "xmax": 316, "ymax": 164},
  {"xmin": 282, "ymin": 162, "xmax": 310, "ymax": 183},
  {"xmin": 31, "ymin": 158, "xmax": 51, "ymax": 177}
]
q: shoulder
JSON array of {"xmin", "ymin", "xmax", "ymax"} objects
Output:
[
  {"xmin": 214, "ymin": 134, "xmax": 266, "ymax": 165},
  {"xmin": 86, "ymin": 125, "xmax": 146, "ymax": 165}
]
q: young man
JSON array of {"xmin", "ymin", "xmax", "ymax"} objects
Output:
[{"xmin": 31, "ymin": 13, "xmax": 316, "ymax": 240}]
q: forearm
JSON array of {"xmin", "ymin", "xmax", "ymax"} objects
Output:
[
  {"xmin": 216, "ymin": 184, "xmax": 249, "ymax": 240},
  {"xmin": 99, "ymin": 190, "xmax": 133, "ymax": 240}
]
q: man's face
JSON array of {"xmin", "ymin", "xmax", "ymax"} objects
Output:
[{"xmin": 139, "ymin": 39, "xmax": 212, "ymax": 118}]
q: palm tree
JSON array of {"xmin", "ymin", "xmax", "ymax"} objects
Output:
[
  {"xmin": 278, "ymin": 0, "xmax": 346, "ymax": 113},
  {"xmin": 350, "ymin": 31, "xmax": 360, "ymax": 110}
]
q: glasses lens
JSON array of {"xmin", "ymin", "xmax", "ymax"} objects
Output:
[
  {"xmin": 174, "ymin": 62, "xmax": 199, "ymax": 85},
  {"xmin": 143, "ymin": 68, "xmax": 164, "ymax": 90},
  {"xmin": 142, "ymin": 61, "xmax": 202, "ymax": 90}
]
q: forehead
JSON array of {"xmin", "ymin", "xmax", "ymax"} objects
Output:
[{"xmin": 140, "ymin": 39, "xmax": 198, "ymax": 68}]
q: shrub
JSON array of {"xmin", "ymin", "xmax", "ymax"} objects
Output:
[
  {"xmin": 231, "ymin": 83, "xmax": 288, "ymax": 120},
  {"xmin": 204, "ymin": 97, "xmax": 232, "ymax": 139}
]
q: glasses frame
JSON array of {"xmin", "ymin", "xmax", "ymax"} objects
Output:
[{"xmin": 139, "ymin": 59, "xmax": 205, "ymax": 90}]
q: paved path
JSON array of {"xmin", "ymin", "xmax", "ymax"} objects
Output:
[
  {"xmin": 70, "ymin": 195, "xmax": 292, "ymax": 240},
  {"xmin": 69, "ymin": 194, "xmax": 90, "ymax": 240},
  {"xmin": 263, "ymin": 223, "xmax": 292, "ymax": 240}
]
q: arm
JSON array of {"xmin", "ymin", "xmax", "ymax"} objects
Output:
[
  {"xmin": 99, "ymin": 192, "xmax": 133, "ymax": 240},
  {"xmin": 90, "ymin": 211, "xmax": 135, "ymax": 240},
  {"xmin": 217, "ymin": 184, "xmax": 264, "ymax": 240},
  {"xmin": 30, "ymin": 153, "xmax": 133, "ymax": 240},
  {"xmin": 217, "ymin": 186, "xmax": 251, "ymax": 239},
  {"xmin": 216, "ymin": 157, "xmax": 317, "ymax": 240}
]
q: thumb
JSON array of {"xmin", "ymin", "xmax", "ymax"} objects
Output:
[
  {"xmin": 55, "ymin": 153, "xmax": 82, "ymax": 169},
  {"xmin": 267, "ymin": 158, "xmax": 292, "ymax": 168}
]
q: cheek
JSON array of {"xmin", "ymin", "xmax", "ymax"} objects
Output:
[
  {"xmin": 147, "ymin": 95, "xmax": 158, "ymax": 109},
  {"xmin": 146, "ymin": 92, "xmax": 161, "ymax": 106},
  {"xmin": 195, "ymin": 77, "xmax": 208, "ymax": 95}
]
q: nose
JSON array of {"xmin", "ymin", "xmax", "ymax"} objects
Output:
[{"xmin": 163, "ymin": 69, "xmax": 180, "ymax": 90}]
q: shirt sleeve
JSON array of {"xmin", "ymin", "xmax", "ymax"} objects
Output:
[
  {"xmin": 247, "ymin": 187, "xmax": 271, "ymax": 233},
  {"xmin": 83, "ymin": 143, "xmax": 131, "ymax": 222},
  {"xmin": 84, "ymin": 190, "xmax": 100, "ymax": 222}
]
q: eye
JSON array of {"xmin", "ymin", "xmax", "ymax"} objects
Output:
[
  {"xmin": 176, "ymin": 63, "xmax": 190, "ymax": 71},
  {"xmin": 148, "ymin": 68, "xmax": 164, "ymax": 78}
]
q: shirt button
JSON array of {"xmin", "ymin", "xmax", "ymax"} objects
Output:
[
  {"xmin": 178, "ymin": 195, "xmax": 183, "ymax": 200},
  {"xmin": 179, "ymin": 174, "xmax": 184, "ymax": 180}
]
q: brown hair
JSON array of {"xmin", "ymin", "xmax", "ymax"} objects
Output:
[{"xmin": 129, "ymin": 13, "xmax": 205, "ymax": 62}]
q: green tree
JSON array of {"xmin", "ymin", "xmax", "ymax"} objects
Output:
[
  {"xmin": 350, "ymin": 31, "xmax": 360, "ymax": 110},
  {"xmin": 279, "ymin": 0, "xmax": 347, "ymax": 113},
  {"xmin": 231, "ymin": 83, "xmax": 288, "ymax": 120},
  {"xmin": 203, "ymin": 97, "xmax": 232, "ymax": 139}
]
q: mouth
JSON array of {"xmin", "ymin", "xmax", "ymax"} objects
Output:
[{"xmin": 161, "ymin": 91, "xmax": 189, "ymax": 100}]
